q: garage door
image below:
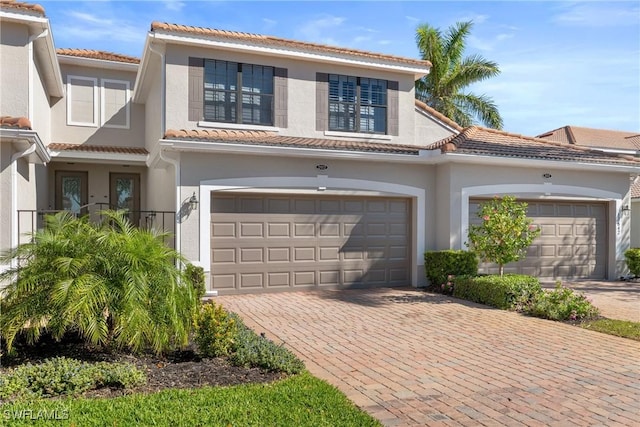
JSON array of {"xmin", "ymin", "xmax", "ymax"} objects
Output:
[
  {"xmin": 469, "ymin": 199, "xmax": 607, "ymax": 279},
  {"xmin": 211, "ymin": 194, "xmax": 411, "ymax": 293}
]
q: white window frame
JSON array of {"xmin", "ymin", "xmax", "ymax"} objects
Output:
[
  {"xmin": 66, "ymin": 75, "xmax": 98, "ymax": 127},
  {"xmin": 100, "ymin": 78, "xmax": 131, "ymax": 129}
]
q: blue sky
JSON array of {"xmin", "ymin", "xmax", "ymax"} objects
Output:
[{"xmin": 38, "ymin": 1, "xmax": 640, "ymax": 136}]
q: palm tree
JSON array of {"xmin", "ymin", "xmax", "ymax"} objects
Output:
[{"xmin": 415, "ymin": 21, "xmax": 503, "ymax": 129}]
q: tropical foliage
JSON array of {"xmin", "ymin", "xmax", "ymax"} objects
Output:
[
  {"xmin": 0, "ymin": 211, "xmax": 198, "ymax": 355},
  {"xmin": 415, "ymin": 21, "xmax": 503, "ymax": 129},
  {"xmin": 467, "ymin": 196, "xmax": 540, "ymax": 276}
]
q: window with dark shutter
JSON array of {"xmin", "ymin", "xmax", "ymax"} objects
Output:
[{"xmin": 328, "ymin": 74, "xmax": 388, "ymax": 134}]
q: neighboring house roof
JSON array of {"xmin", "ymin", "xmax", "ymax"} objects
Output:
[
  {"xmin": 164, "ymin": 129, "xmax": 422, "ymax": 155},
  {"xmin": 0, "ymin": 116, "xmax": 32, "ymax": 129},
  {"xmin": 0, "ymin": 0, "xmax": 45, "ymax": 16},
  {"xmin": 150, "ymin": 22, "xmax": 431, "ymax": 69},
  {"xmin": 428, "ymin": 126, "xmax": 640, "ymax": 167},
  {"xmin": 48, "ymin": 143, "xmax": 148, "ymax": 155},
  {"xmin": 414, "ymin": 100, "xmax": 463, "ymax": 132},
  {"xmin": 631, "ymin": 181, "xmax": 640, "ymax": 199},
  {"xmin": 56, "ymin": 48, "xmax": 140, "ymax": 64},
  {"xmin": 537, "ymin": 125, "xmax": 640, "ymax": 151}
]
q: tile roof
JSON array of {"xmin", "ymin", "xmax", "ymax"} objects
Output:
[
  {"xmin": 48, "ymin": 143, "xmax": 148, "ymax": 155},
  {"xmin": 428, "ymin": 126, "xmax": 640, "ymax": 166},
  {"xmin": 632, "ymin": 180, "xmax": 640, "ymax": 199},
  {"xmin": 0, "ymin": 0, "xmax": 45, "ymax": 16},
  {"xmin": 164, "ymin": 129, "xmax": 422, "ymax": 155},
  {"xmin": 0, "ymin": 116, "xmax": 32, "ymax": 129},
  {"xmin": 537, "ymin": 125, "xmax": 640, "ymax": 151},
  {"xmin": 414, "ymin": 100, "xmax": 463, "ymax": 131},
  {"xmin": 151, "ymin": 22, "xmax": 431, "ymax": 69},
  {"xmin": 57, "ymin": 49, "xmax": 140, "ymax": 64}
]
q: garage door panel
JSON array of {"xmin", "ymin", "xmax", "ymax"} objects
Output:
[
  {"xmin": 470, "ymin": 199, "xmax": 606, "ymax": 280},
  {"xmin": 212, "ymin": 194, "xmax": 411, "ymax": 293}
]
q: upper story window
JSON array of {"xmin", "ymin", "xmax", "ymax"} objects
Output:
[
  {"xmin": 66, "ymin": 76, "xmax": 130, "ymax": 129},
  {"xmin": 328, "ymin": 74, "xmax": 387, "ymax": 134},
  {"xmin": 204, "ymin": 60, "xmax": 274, "ymax": 126}
]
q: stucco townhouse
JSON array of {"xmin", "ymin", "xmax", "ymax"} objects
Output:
[{"xmin": 1, "ymin": 0, "xmax": 639, "ymax": 295}]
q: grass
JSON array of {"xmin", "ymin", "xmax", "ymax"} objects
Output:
[
  {"xmin": 1, "ymin": 371, "xmax": 381, "ymax": 427},
  {"xmin": 579, "ymin": 318, "xmax": 640, "ymax": 341}
]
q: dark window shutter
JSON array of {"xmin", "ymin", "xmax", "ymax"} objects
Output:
[
  {"xmin": 188, "ymin": 57, "xmax": 204, "ymax": 121},
  {"xmin": 387, "ymin": 80, "xmax": 399, "ymax": 136},
  {"xmin": 316, "ymin": 72, "xmax": 329, "ymax": 131},
  {"xmin": 274, "ymin": 67, "xmax": 288, "ymax": 128}
]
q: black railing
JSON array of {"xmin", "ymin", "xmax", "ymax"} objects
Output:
[{"xmin": 17, "ymin": 204, "xmax": 176, "ymax": 249}]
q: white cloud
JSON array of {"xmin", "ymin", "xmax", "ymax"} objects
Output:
[
  {"xmin": 295, "ymin": 14, "xmax": 346, "ymax": 44},
  {"xmin": 58, "ymin": 11, "xmax": 142, "ymax": 45},
  {"xmin": 552, "ymin": 3, "xmax": 640, "ymax": 27},
  {"xmin": 458, "ymin": 13, "xmax": 489, "ymax": 25},
  {"xmin": 262, "ymin": 18, "xmax": 277, "ymax": 30},
  {"xmin": 162, "ymin": 0, "xmax": 185, "ymax": 12},
  {"xmin": 378, "ymin": 40, "xmax": 392, "ymax": 46},
  {"xmin": 405, "ymin": 15, "xmax": 420, "ymax": 23}
]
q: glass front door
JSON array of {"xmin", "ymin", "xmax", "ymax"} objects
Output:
[
  {"xmin": 55, "ymin": 171, "xmax": 88, "ymax": 214},
  {"xmin": 110, "ymin": 173, "xmax": 140, "ymax": 225}
]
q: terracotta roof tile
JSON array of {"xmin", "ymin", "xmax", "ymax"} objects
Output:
[
  {"xmin": 48, "ymin": 143, "xmax": 148, "ymax": 155},
  {"xmin": 164, "ymin": 129, "xmax": 422, "ymax": 155},
  {"xmin": 57, "ymin": 49, "xmax": 140, "ymax": 64},
  {"xmin": 0, "ymin": 0, "xmax": 45, "ymax": 16},
  {"xmin": 428, "ymin": 126, "xmax": 640, "ymax": 166},
  {"xmin": 537, "ymin": 126, "xmax": 640, "ymax": 151},
  {"xmin": 151, "ymin": 22, "xmax": 431, "ymax": 69},
  {"xmin": 0, "ymin": 116, "xmax": 32, "ymax": 129},
  {"xmin": 414, "ymin": 100, "xmax": 463, "ymax": 132}
]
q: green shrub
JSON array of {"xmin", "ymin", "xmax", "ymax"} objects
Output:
[
  {"xmin": 0, "ymin": 357, "xmax": 145, "ymax": 400},
  {"xmin": 424, "ymin": 250, "xmax": 478, "ymax": 289},
  {"xmin": 0, "ymin": 211, "xmax": 198, "ymax": 355},
  {"xmin": 185, "ymin": 263, "xmax": 206, "ymax": 300},
  {"xmin": 526, "ymin": 283, "xmax": 599, "ymax": 321},
  {"xmin": 624, "ymin": 248, "xmax": 640, "ymax": 277},
  {"xmin": 193, "ymin": 302, "xmax": 238, "ymax": 358},
  {"xmin": 229, "ymin": 314, "xmax": 304, "ymax": 375},
  {"xmin": 453, "ymin": 274, "xmax": 542, "ymax": 310}
]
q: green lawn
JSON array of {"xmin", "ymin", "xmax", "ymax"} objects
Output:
[
  {"xmin": 579, "ymin": 318, "xmax": 640, "ymax": 341},
  {"xmin": 1, "ymin": 372, "xmax": 381, "ymax": 427}
]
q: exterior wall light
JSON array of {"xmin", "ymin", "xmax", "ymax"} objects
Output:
[
  {"xmin": 621, "ymin": 205, "xmax": 631, "ymax": 215},
  {"xmin": 189, "ymin": 192, "xmax": 199, "ymax": 210}
]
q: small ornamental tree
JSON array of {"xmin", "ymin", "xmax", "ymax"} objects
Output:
[{"xmin": 467, "ymin": 196, "xmax": 541, "ymax": 277}]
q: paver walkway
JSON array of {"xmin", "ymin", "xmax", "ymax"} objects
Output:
[{"xmin": 218, "ymin": 288, "xmax": 640, "ymax": 426}]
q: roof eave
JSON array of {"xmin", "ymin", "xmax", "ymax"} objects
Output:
[
  {"xmin": 151, "ymin": 31, "xmax": 430, "ymax": 78},
  {"xmin": 435, "ymin": 152, "xmax": 640, "ymax": 173},
  {"xmin": 49, "ymin": 150, "xmax": 148, "ymax": 165},
  {"xmin": 159, "ymin": 138, "xmax": 437, "ymax": 163},
  {"xmin": 57, "ymin": 54, "xmax": 139, "ymax": 72},
  {"xmin": 0, "ymin": 128, "xmax": 50, "ymax": 163}
]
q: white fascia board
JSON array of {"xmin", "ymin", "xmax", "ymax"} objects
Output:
[
  {"xmin": 159, "ymin": 139, "xmax": 439, "ymax": 164},
  {"xmin": 58, "ymin": 55, "xmax": 139, "ymax": 73},
  {"xmin": 0, "ymin": 10, "xmax": 47, "ymax": 24},
  {"xmin": 49, "ymin": 150, "xmax": 147, "ymax": 165},
  {"xmin": 30, "ymin": 21, "xmax": 63, "ymax": 97},
  {"xmin": 132, "ymin": 36, "xmax": 153, "ymax": 103},
  {"xmin": 0, "ymin": 128, "xmax": 50, "ymax": 163},
  {"xmin": 152, "ymin": 32, "xmax": 430, "ymax": 78},
  {"xmin": 436, "ymin": 152, "xmax": 640, "ymax": 173}
]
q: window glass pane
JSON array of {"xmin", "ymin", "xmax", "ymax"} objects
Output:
[
  {"xmin": 204, "ymin": 60, "xmax": 238, "ymax": 122},
  {"xmin": 329, "ymin": 102, "xmax": 356, "ymax": 131},
  {"xmin": 61, "ymin": 177, "xmax": 82, "ymax": 214},
  {"xmin": 114, "ymin": 178, "xmax": 134, "ymax": 210}
]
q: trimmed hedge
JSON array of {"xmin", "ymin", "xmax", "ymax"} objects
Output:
[
  {"xmin": 624, "ymin": 248, "xmax": 640, "ymax": 277},
  {"xmin": 185, "ymin": 263, "xmax": 206, "ymax": 300},
  {"xmin": 424, "ymin": 250, "xmax": 478, "ymax": 288},
  {"xmin": 453, "ymin": 274, "xmax": 542, "ymax": 310}
]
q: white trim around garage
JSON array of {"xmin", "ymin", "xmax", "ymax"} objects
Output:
[
  {"xmin": 459, "ymin": 183, "xmax": 626, "ymax": 280},
  {"xmin": 196, "ymin": 176, "xmax": 426, "ymax": 287}
]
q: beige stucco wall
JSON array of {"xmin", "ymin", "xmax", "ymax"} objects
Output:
[
  {"xmin": 414, "ymin": 110, "xmax": 456, "ymax": 146},
  {"xmin": 144, "ymin": 67, "xmax": 162, "ymax": 151},
  {"xmin": 32, "ymin": 55, "xmax": 51, "ymax": 145},
  {"xmin": 50, "ymin": 64, "xmax": 144, "ymax": 148},
  {"xmin": 176, "ymin": 151, "xmax": 436, "ymax": 287},
  {"xmin": 436, "ymin": 161, "xmax": 632, "ymax": 279},
  {"xmin": 163, "ymin": 44, "xmax": 419, "ymax": 146},
  {"xmin": 0, "ymin": 22, "xmax": 29, "ymax": 118},
  {"xmin": 0, "ymin": 143, "xmax": 13, "ymax": 255}
]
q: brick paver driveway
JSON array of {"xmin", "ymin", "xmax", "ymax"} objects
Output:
[{"xmin": 218, "ymin": 288, "xmax": 640, "ymax": 426}]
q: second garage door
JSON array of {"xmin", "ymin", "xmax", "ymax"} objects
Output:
[
  {"xmin": 211, "ymin": 194, "xmax": 411, "ymax": 293},
  {"xmin": 470, "ymin": 199, "xmax": 607, "ymax": 279}
]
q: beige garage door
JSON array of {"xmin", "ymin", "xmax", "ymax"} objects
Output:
[
  {"xmin": 469, "ymin": 199, "xmax": 607, "ymax": 279},
  {"xmin": 211, "ymin": 194, "xmax": 411, "ymax": 294}
]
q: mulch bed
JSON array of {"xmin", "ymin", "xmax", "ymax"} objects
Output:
[{"xmin": 0, "ymin": 333, "xmax": 285, "ymax": 400}]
